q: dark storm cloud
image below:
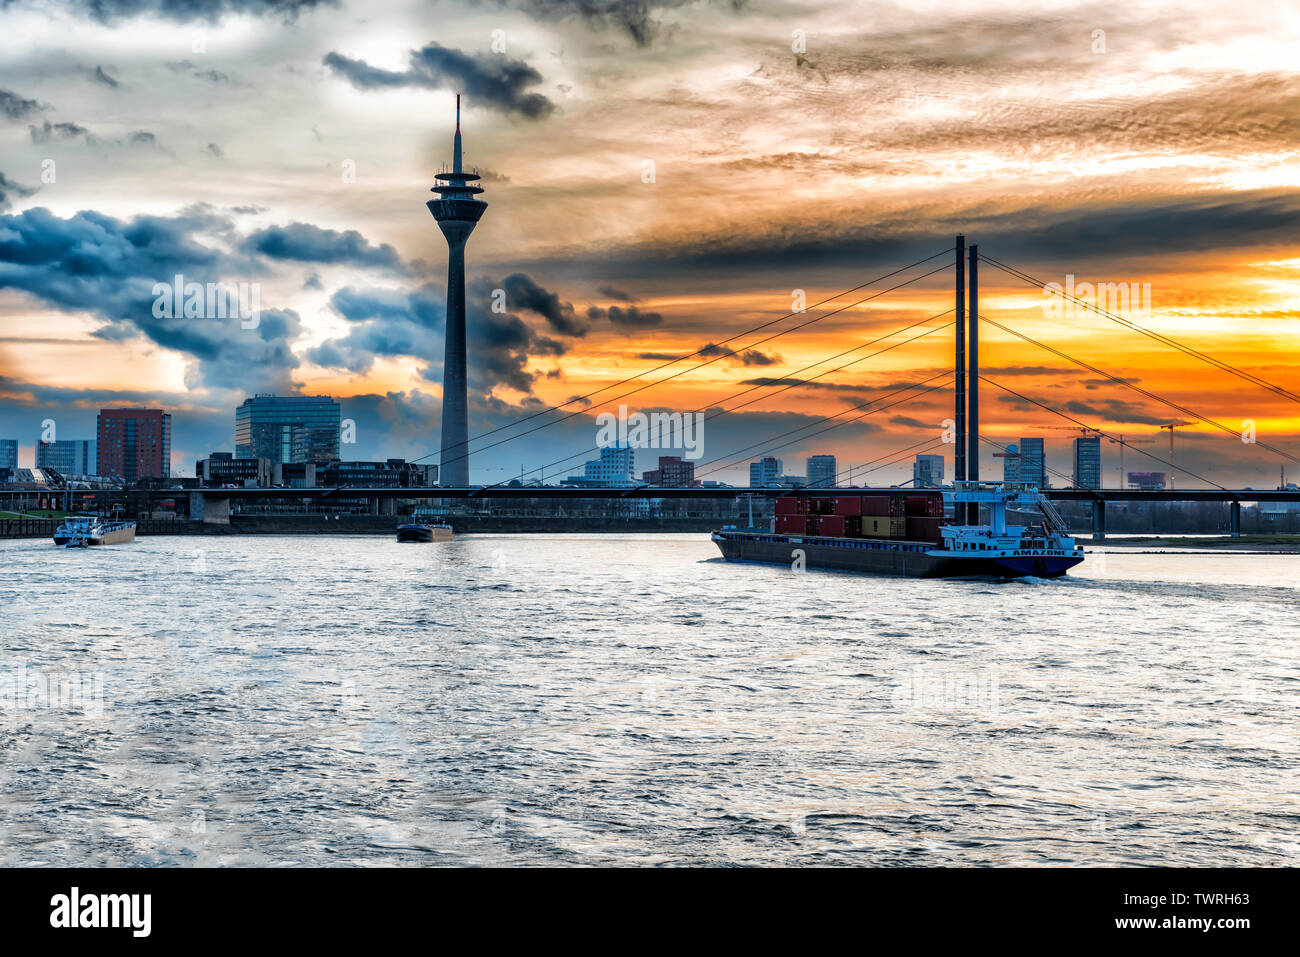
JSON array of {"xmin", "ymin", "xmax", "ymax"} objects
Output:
[
  {"xmin": 739, "ymin": 377, "xmax": 873, "ymax": 394},
  {"xmin": 889, "ymin": 415, "xmax": 935, "ymax": 430},
  {"xmin": 241, "ymin": 223, "xmax": 406, "ymax": 272},
  {"xmin": 44, "ymin": 0, "xmax": 335, "ymax": 24},
  {"xmin": 323, "ymin": 42, "xmax": 554, "ymax": 119},
  {"xmin": 0, "ymin": 206, "xmax": 303, "ymax": 391},
  {"xmin": 598, "ymin": 285, "xmax": 634, "ymax": 301},
  {"xmin": 0, "ymin": 172, "xmax": 36, "ymax": 212},
  {"xmin": 495, "ymin": 0, "xmax": 731, "ymax": 48},
  {"xmin": 308, "ymin": 279, "xmax": 568, "ymax": 396},
  {"xmin": 502, "ymin": 272, "xmax": 587, "ymax": 336},
  {"xmin": 994, "ymin": 393, "xmax": 1174, "ymax": 427},
  {"xmin": 306, "ymin": 285, "xmax": 444, "ymax": 374},
  {"xmin": 87, "ymin": 65, "xmax": 120, "ymax": 88},
  {"xmin": 0, "ymin": 88, "xmax": 44, "ymax": 120},
  {"xmin": 696, "ymin": 343, "xmax": 779, "ymax": 366},
  {"xmin": 586, "ymin": 303, "xmax": 663, "ymax": 329},
  {"xmin": 525, "ymin": 189, "xmax": 1300, "ymax": 285},
  {"xmin": 29, "ymin": 120, "xmax": 91, "ymax": 143}
]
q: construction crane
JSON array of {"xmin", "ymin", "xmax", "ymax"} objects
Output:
[
  {"xmin": 1159, "ymin": 422, "xmax": 1192, "ymax": 490},
  {"xmin": 1107, "ymin": 433, "xmax": 1156, "ymax": 488}
]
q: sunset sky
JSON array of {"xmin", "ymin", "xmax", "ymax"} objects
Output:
[{"xmin": 1, "ymin": 0, "xmax": 1298, "ymax": 486}]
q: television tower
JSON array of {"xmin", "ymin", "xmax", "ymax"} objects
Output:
[{"xmin": 428, "ymin": 94, "xmax": 487, "ymax": 486}]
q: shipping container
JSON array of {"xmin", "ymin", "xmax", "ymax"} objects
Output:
[
  {"xmin": 890, "ymin": 517, "xmax": 909, "ymax": 537},
  {"xmin": 775, "ymin": 514, "xmax": 806, "ymax": 534},
  {"xmin": 816, "ymin": 514, "xmax": 846, "ymax": 537},
  {"xmin": 861, "ymin": 496, "xmax": 890, "ymax": 516},
  {"xmin": 859, "ymin": 515, "xmax": 891, "ymax": 538},
  {"xmin": 833, "ymin": 496, "xmax": 862, "ymax": 516},
  {"xmin": 844, "ymin": 515, "xmax": 862, "ymax": 537},
  {"xmin": 774, "ymin": 496, "xmax": 800, "ymax": 516},
  {"xmin": 904, "ymin": 495, "xmax": 943, "ymax": 517}
]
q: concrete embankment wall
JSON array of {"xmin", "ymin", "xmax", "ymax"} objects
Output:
[
  {"xmin": 1, "ymin": 515, "xmax": 729, "ymax": 538},
  {"xmin": 0, "ymin": 518, "xmax": 198, "ymax": 539},
  {"xmin": 222, "ymin": 514, "xmax": 725, "ymax": 534}
]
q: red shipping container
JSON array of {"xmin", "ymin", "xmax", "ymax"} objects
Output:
[
  {"xmin": 774, "ymin": 496, "xmax": 800, "ymax": 516},
  {"xmin": 775, "ymin": 515, "xmax": 806, "ymax": 534},
  {"xmin": 834, "ymin": 496, "xmax": 862, "ymax": 516},
  {"xmin": 816, "ymin": 514, "xmax": 846, "ymax": 537},
  {"xmin": 861, "ymin": 496, "xmax": 890, "ymax": 516},
  {"xmin": 904, "ymin": 495, "xmax": 942, "ymax": 517}
]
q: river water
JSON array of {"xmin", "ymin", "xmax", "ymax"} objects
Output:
[{"xmin": 1, "ymin": 533, "xmax": 1296, "ymax": 866}]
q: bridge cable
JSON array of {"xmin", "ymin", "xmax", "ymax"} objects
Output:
[
  {"xmin": 978, "ymin": 254, "xmax": 1300, "ymax": 405},
  {"xmin": 979, "ymin": 314, "xmax": 1300, "ymax": 465},
  {"xmin": 473, "ymin": 313, "xmax": 957, "ymax": 491},
  {"xmin": 410, "ymin": 247, "xmax": 957, "ymax": 466}
]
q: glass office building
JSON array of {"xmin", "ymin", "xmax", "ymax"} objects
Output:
[
  {"xmin": 806, "ymin": 455, "xmax": 838, "ymax": 488},
  {"xmin": 36, "ymin": 439, "xmax": 96, "ymax": 476},
  {"xmin": 913, "ymin": 453, "xmax": 945, "ymax": 488},
  {"xmin": 1073, "ymin": 436, "xmax": 1102, "ymax": 489},
  {"xmin": 1018, "ymin": 437, "xmax": 1046, "ymax": 488},
  {"xmin": 235, "ymin": 395, "xmax": 341, "ymax": 465}
]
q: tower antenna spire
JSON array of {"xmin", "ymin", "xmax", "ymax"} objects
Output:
[{"xmin": 453, "ymin": 93, "xmax": 463, "ymax": 173}]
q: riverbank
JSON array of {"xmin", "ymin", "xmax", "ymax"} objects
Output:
[
  {"xmin": 1089, "ymin": 535, "xmax": 1300, "ymax": 553},
  {"xmin": 0, "ymin": 514, "xmax": 730, "ymax": 538}
]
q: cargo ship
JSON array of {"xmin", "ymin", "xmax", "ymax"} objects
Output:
[
  {"xmin": 52, "ymin": 516, "xmax": 137, "ymax": 547},
  {"xmin": 396, "ymin": 522, "xmax": 454, "ymax": 543},
  {"xmin": 712, "ymin": 482, "xmax": 1083, "ymax": 579}
]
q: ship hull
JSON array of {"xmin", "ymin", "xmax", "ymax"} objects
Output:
[
  {"xmin": 53, "ymin": 523, "xmax": 136, "ymax": 546},
  {"xmin": 396, "ymin": 524, "xmax": 454, "ymax": 543},
  {"xmin": 712, "ymin": 531, "xmax": 1081, "ymax": 579}
]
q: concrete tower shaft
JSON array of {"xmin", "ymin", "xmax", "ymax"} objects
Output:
[{"xmin": 428, "ymin": 94, "xmax": 487, "ymax": 487}]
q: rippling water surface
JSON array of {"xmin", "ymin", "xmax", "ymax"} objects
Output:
[{"xmin": 1, "ymin": 533, "xmax": 1297, "ymax": 866}]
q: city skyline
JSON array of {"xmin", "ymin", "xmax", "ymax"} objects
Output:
[{"xmin": 0, "ymin": 0, "xmax": 1297, "ymax": 487}]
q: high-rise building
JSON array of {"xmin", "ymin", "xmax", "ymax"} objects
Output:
[
  {"xmin": 1073, "ymin": 436, "xmax": 1102, "ymax": 489},
  {"xmin": 580, "ymin": 445, "xmax": 635, "ymax": 486},
  {"xmin": 749, "ymin": 456, "xmax": 782, "ymax": 487},
  {"xmin": 429, "ymin": 95, "xmax": 488, "ymax": 487},
  {"xmin": 97, "ymin": 409, "xmax": 171, "ymax": 481},
  {"xmin": 1018, "ymin": 437, "xmax": 1046, "ymax": 488},
  {"xmin": 196, "ymin": 451, "xmax": 271, "ymax": 487},
  {"xmin": 642, "ymin": 455, "xmax": 696, "ymax": 487},
  {"xmin": 234, "ymin": 395, "xmax": 340, "ymax": 465},
  {"xmin": 0, "ymin": 439, "xmax": 16, "ymax": 470},
  {"xmin": 806, "ymin": 455, "xmax": 837, "ymax": 488},
  {"xmin": 1001, "ymin": 443, "xmax": 1020, "ymax": 483},
  {"xmin": 913, "ymin": 454, "xmax": 945, "ymax": 488},
  {"xmin": 36, "ymin": 439, "xmax": 95, "ymax": 476}
]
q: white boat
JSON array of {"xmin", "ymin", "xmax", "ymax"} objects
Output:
[{"xmin": 53, "ymin": 516, "xmax": 137, "ymax": 546}]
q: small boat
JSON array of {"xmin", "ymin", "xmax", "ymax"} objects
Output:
[
  {"xmin": 396, "ymin": 522, "xmax": 454, "ymax": 543},
  {"xmin": 53, "ymin": 516, "xmax": 137, "ymax": 546}
]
